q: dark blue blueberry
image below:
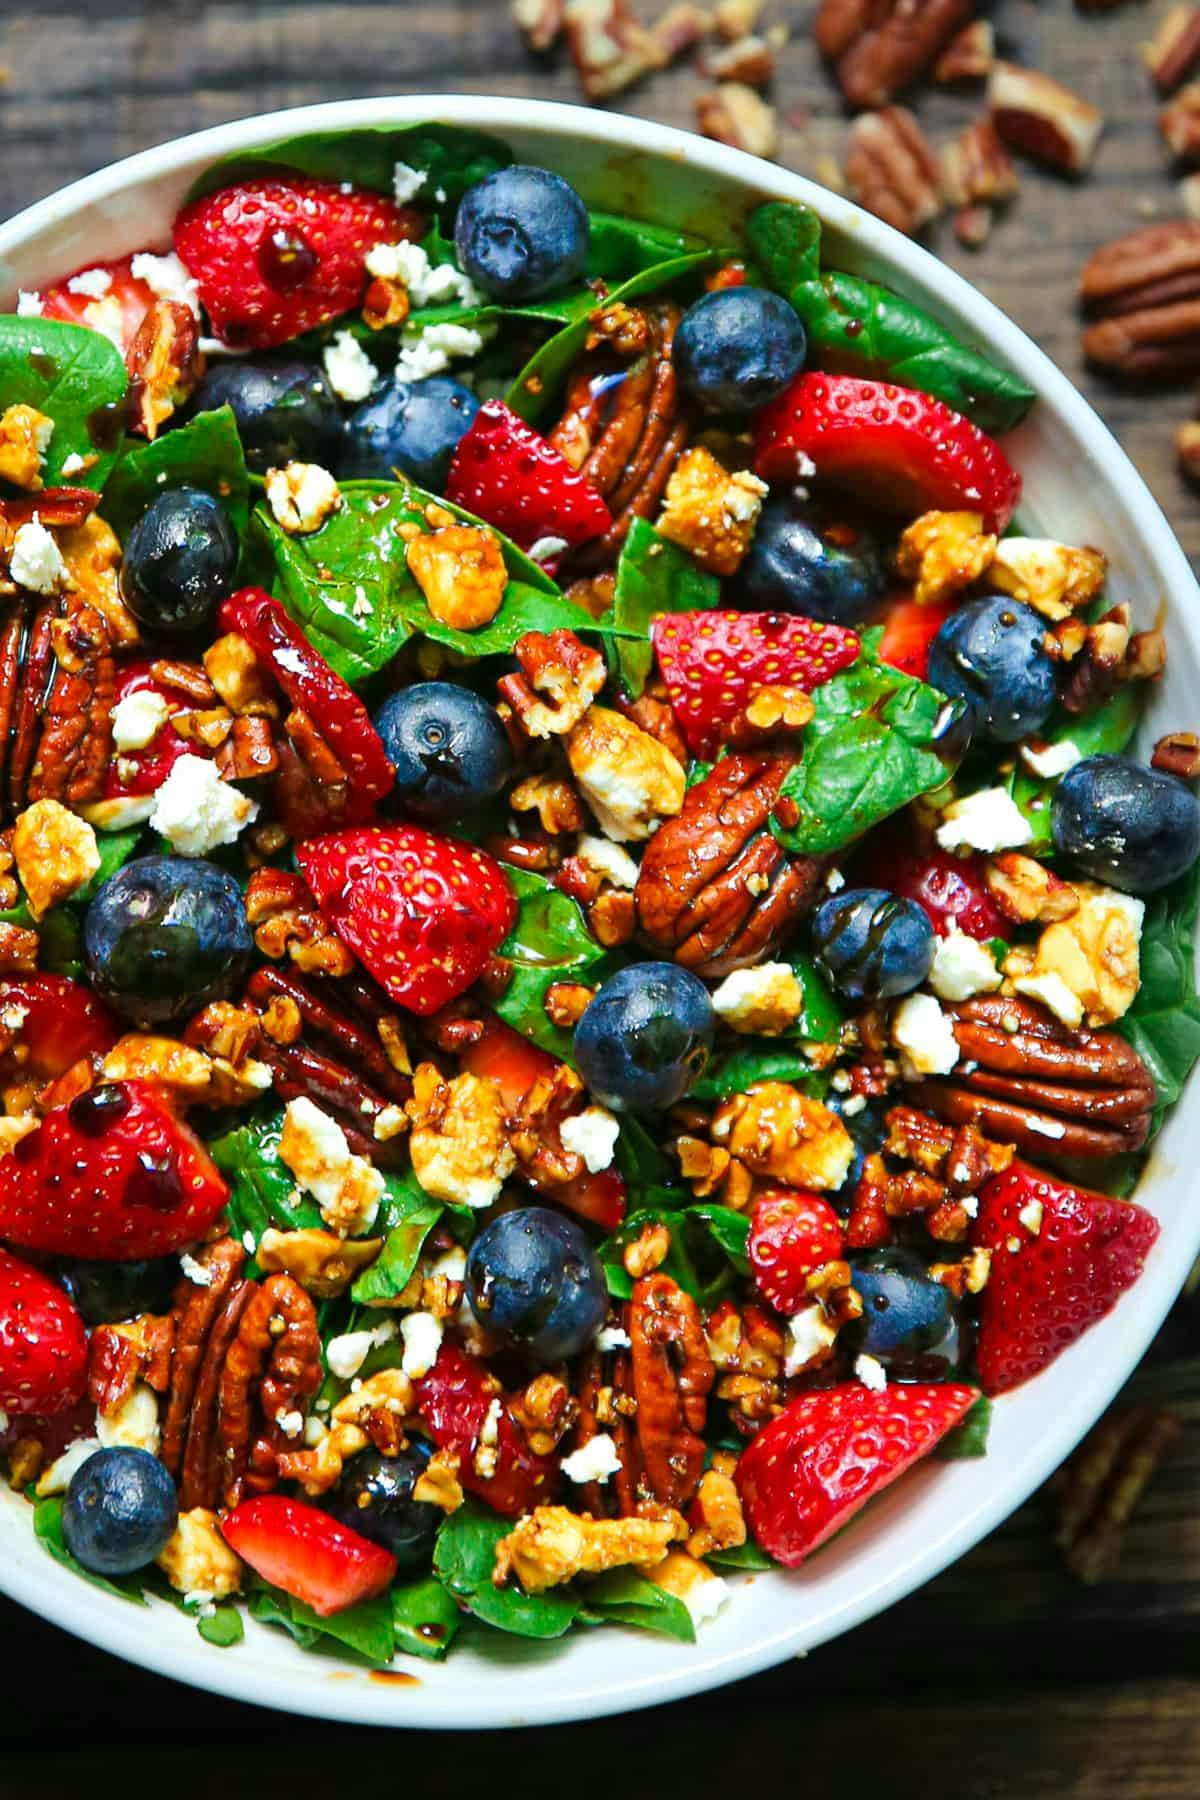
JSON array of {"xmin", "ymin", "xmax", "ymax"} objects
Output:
[
  {"xmin": 926, "ymin": 596, "xmax": 1056, "ymax": 745},
  {"xmin": 84, "ymin": 854, "xmax": 252, "ymax": 1025},
  {"xmin": 827, "ymin": 1093, "xmax": 888, "ymax": 1204},
  {"xmin": 323, "ymin": 1446, "xmax": 439, "ymax": 1566},
  {"xmin": 455, "ymin": 165, "xmax": 588, "ymax": 302},
  {"xmin": 741, "ymin": 495, "xmax": 888, "ymax": 625},
  {"xmin": 62, "ymin": 1447, "xmax": 178, "ymax": 1576},
  {"xmin": 674, "ymin": 287, "xmax": 806, "ymax": 415},
  {"xmin": 843, "ymin": 1248, "xmax": 963, "ymax": 1381},
  {"xmin": 340, "ymin": 375, "xmax": 479, "ymax": 486},
  {"xmin": 190, "ymin": 360, "xmax": 342, "ymax": 474},
  {"xmin": 120, "ymin": 487, "xmax": 238, "ymax": 634},
  {"xmin": 56, "ymin": 1257, "xmax": 177, "ymax": 1326},
  {"xmin": 373, "ymin": 681, "xmax": 513, "ymax": 824},
  {"xmin": 574, "ymin": 962, "xmax": 715, "ymax": 1113},
  {"xmin": 1052, "ymin": 753, "xmax": 1200, "ymax": 895},
  {"xmin": 810, "ymin": 887, "xmax": 934, "ymax": 1002},
  {"xmin": 465, "ymin": 1206, "xmax": 607, "ymax": 1364}
]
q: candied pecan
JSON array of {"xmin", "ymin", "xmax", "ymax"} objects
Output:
[
  {"xmin": 845, "ymin": 107, "xmax": 944, "ymax": 236},
  {"xmin": 636, "ymin": 754, "xmax": 826, "ymax": 978},
  {"xmin": 1057, "ymin": 604, "xmax": 1164, "ymax": 713},
  {"xmin": 257, "ymin": 1226, "xmax": 384, "ymax": 1298},
  {"xmin": 544, "ymin": 980, "xmax": 597, "ymax": 1027},
  {"xmin": 989, "ymin": 62, "xmax": 1104, "ymax": 175},
  {"xmin": 622, "ymin": 1274, "xmax": 714, "ymax": 1510},
  {"xmin": 214, "ymin": 715, "xmax": 279, "ymax": 783},
  {"xmin": 495, "ymin": 1505, "xmax": 687, "ymax": 1591},
  {"xmin": 88, "ymin": 1314, "xmax": 176, "ymax": 1418},
  {"xmin": 180, "ymin": 1276, "xmax": 256, "ymax": 1511},
  {"xmin": 509, "ymin": 775, "xmax": 586, "ymax": 836},
  {"xmin": 217, "ymin": 1273, "xmax": 321, "ymax": 1506},
  {"xmin": 615, "ymin": 682, "xmax": 689, "ymax": 767},
  {"xmin": 883, "ymin": 1105, "xmax": 1014, "ymax": 1189},
  {"xmin": 1143, "ymin": 5, "xmax": 1200, "ymax": 93},
  {"xmin": 245, "ymin": 866, "xmax": 355, "ymax": 978},
  {"xmin": 588, "ymin": 888, "xmax": 636, "ymax": 947},
  {"xmin": 687, "ymin": 1460, "xmax": 746, "ymax": 1559},
  {"xmin": 6, "ymin": 600, "xmax": 54, "ymax": 820},
  {"xmin": 0, "ymin": 487, "xmax": 98, "ymax": 531},
  {"xmin": 510, "ymin": 1373, "xmax": 576, "ymax": 1456},
  {"xmin": 160, "ymin": 1238, "xmax": 247, "ymax": 1483},
  {"xmin": 1080, "ymin": 221, "xmax": 1200, "ymax": 378},
  {"xmin": 623, "ymin": 1220, "xmax": 672, "ymax": 1278},
  {"xmin": 1152, "ymin": 729, "xmax": 1200, "ymax": 777},
  {"xmin": 487, "ymin": 832, "xmax": 563, "ymax": 875},
  {"xmin": 1054, "ymin": 1404, "xmax": 1181, "ymax": 1583},
  {"xmin": 498, "ymin": 629, "xmax": 606, "ymax": 739},
  {"xmin": 27, "ymin": 603, "xmax": 114, "ymax": 807},
  {"xmin": 846, "ymin": 1153, "xmax": 894, "ymax": 1249},
  {"xmin": 816, "ymin": 0, "xmax": 972, "ymax": 107},
  {"xmin": 508, "ymin": 1061, "xmax": 587, "ymax": 1187},
  {"xmin": 587, "ymin": 299, "xmax": 653, "ymax": 357},
  {"xmin": 985, "ymin": 852, "xmax": 1079, "ymax": 925},
  {"xmin": 125, "ymin": 300, "xmax": 204, "ymax": 440}
]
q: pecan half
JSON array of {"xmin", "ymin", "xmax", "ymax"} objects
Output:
[
  {"xmin": 125, "ymin": 301, "xmax": 205, "ymax": 440},
  {"xmin": 1080, "ymin": 221, "xmax": 1200, "ymax": 378},
  {"xmin": 27, "ymin": 603, "xmax": 114, "ymax": 808},
  {"xmin": 635, "ymin": 753, "xmax": 826, "ymax": 977},
  {"xmin": 626, "ymin": 1273, "xmax": 715, "ymax": 1509},
  {"xmin": 816, "ymin": 0, "xmax": 973, "ymax": 108},
  {"xmin": 217, "ymin": 1273, "xmax": 321, "ymax": 1507},
  {"xmin": 910, "ymin": 995, "xmax": 1156, "ymax": 1157},
  {"xmin": 989, "ymin": 62, "xmax": 1104, "ymax": 175},
  {"xmin": 1053, "ymin": 1404, "xmax": 1181, "ymax": 1583},
  {"xmin": 933, "ymin": 17, "xmax": 993, "ymax": 81},
  {"xmin": 161, "ymin": 1239, "xmax": 247, "ymax": 1484},
  {"xmin": 845, "ymin": 107, "xmax": 944, "ymax": 237}
]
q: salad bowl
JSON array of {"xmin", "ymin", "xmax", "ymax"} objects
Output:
[{"xmin": 0, "ymin": 93, "xmax": 1196, "ymax": 1730}]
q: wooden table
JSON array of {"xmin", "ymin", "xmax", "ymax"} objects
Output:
[{"xmin": 0, "ymin": 2, "xmax": 1198, "ymax": 1793}]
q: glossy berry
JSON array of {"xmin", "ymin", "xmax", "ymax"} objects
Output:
[
  {"xmin": 741, "ymin": 495, "xmax": 887, "ymax": 625},
  {"xmin": 445, "ymin": 399, "xmax": 611, "ymax": 552},
  {"xmin": 675, "ymin": 287, "xmax": 806, "ymax": 415},
  {"xmin": 191, "ymin": 359, "xmax": 342, "ymax": 474},
  {"xmin": 340, "ymin": 374, "xmax": 479, "ymax": 487},
  {"xmin": 748, "ymin": 1192, "xmax": 845, "ymax": 1316},
  {"xmin": 62, "ymin": 1447, "xmax": 178, "ymax": 1576},
  {"xmin": 120, "ymin": 487, "xmax": 238, "ymax": 634},
  {"xmin": 84, "ymin": 854, "xmax": 252, "ymax": 1025},
  {"xmin": 323, "ymin": 1446, "xmax": 440, "ymax": 1566},
  {"xmin": 0, "ymin": 1246, "xmax": 88, "ymax": 1417},
  {"xmin": 1052, "ymin": 754, "xmax": 1200, "ymax": 896},
  {"xmin": 373, "ymin": 681, "xmax": 513, "ymax": 824},
  {"xmin": 465, "ymin": 1206, "xmax": 608, "ymax": 1365},
  {"xmin": 810, "ymin": 886, "xmax": 934, "ymax": 1002},
  {"xmin": 854, "ymin": 836, "xmax": 1007, "ymax": 941},
  {"xmin": 926, "ymin": 596, "xmax": 1056, "ymax": 745},
  {"xmin": 574, "ymin": 962, "xmax": 715, "ymax": 1113},
  {"xmin": 55, "ymin": 1257, "xmax": 178, "ymax": 1327},
  {"xmin": 843, "ymin": 1247, "xmax": 963, "ymax": 1380},
  {"xmin": 455, "ymin": 165, "xmax": 589, "ymax": 302},
  {"xmin": 221, "ymin": 1494, "xmax": 397, "ymax": 1616}
]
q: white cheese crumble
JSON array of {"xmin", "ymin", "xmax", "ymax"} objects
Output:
[
  {"xmin": 280, "ymin": 1096, "xmax": 385, "ymax": 1237},
  {"xmin": 929, "ymin": 929, "xmax": 1002, "ymax": 1004},
  {"xmin": 60, "ymin": 452, "xmax": 87, "ymax": 476},
  {"xmin": 560, "ymin": 1432, "xmax": 623, "ymax": 1484},
  {"xmin": 395, "ymin": 322, "xmax": 487, "ymax": 382},
  {"xmin": 392, "ymin": 161, "xmax": 427, "ymax": 204},
  {"xmin": 936, "ymin": 787, "xmax": 1033, "ymax": 855},
  {"xmin": 366, "ymin": 238, "xmax": 481, "ymax": 309},
  {"xmin": 16, "ymin": 290, "xmax": 43, "ymax": 317},
  {"xmin": 242, "ymin": 1230, "xmax": 257, "ymax": 1255},
  {"xmin": 680, "ymin": 1569, "xmax": 730, "ymax": 1629},
  {"xmin": 276, "ymin": 1409, "xmax": 304, "ymax": 1439},
  {"xmin": 400, "ymin": 1310, "xmax": 444, "ymax": 1379},
  {"xmin": 594, "ymin": 1324, "xmax": 632, "ymax": 1352},
  {"xmin": 825, "ymin": 867, "xmax": 846, "ymax": 892},
  {"xmin": 891, "ymin": 991, "xmax": 961, "ymax": 1078},
  {"xmin": 710, "ymin": 962, "xmax": 804, "ymax": 1036},
  {"xmin": 129, "ymin": 250, "xmax": 201, "ymax": 314},
  {"xmin": 784, "ymin": 1302, "xmax": 838, "ymax": 1376},
  {"xmin": 9, "ymin": 519, "xmax": 67, "ymax": 595},
  {"xmin": 149, "ymin": 753, "xmax": 258, "ymax": 857},
  {"xmin": 179, "ymin": 1251, "xmax": 214, "ymax": 1287},
  {"xmin": 1018, "ymin": 1199, "xmax": 1045, "ymax": 1236},
  {"xmin": 111, "ymin": 688, "xmax": 170, "ymax": 753},
  {"xmin": 960, "ymin": 1194, "xmax": 980, "ymax": 1219},
  {"xmin": 576, "ymin": 833, "xmax": 639, "ymax": 891},
  {"xmin": 97, "ymin": 1382, "xmax": 161, "ymax": 1456},
  {"xmin": 1011, "ymin": 969, "xmax": 1085, "ymax": 1029},
  {"xmin": 35, "ymin": 1438, "xmax": 102, "ymax": 1496},
  {"xmin": 1020, "ymin": 738, "xmax": 1081, "ymax": 780},
  {"xmin": 560, "ymin": 1104, "xmax": 620, "ymax": 1173},
  {"xmin": 66, "ymin": 267, "xmax": 113, "ymax": 298},
  {"xmin": 854, "ymin": 1353, "xmax": 888, "ymax": 1392},
  {"xmin": 528, "ymin": 535, "xmax": 569, "ymax": 563},
  {"xmin": 0, "ymin": 1407, "xmax": 7, "ymax": 1434},
  {"xmin": 323, "ymin": 329, "xmax": 378, "ymax": 403},
  {"xmin": 325, "ymin": 1318, "xmax": 398, "ymax": 1382}
]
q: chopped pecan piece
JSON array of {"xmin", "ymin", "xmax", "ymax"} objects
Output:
[
  {"xmin": 845, "ymin": 107, "xmax": 944, "ymax": 236},
  {"xmin": 512, "ymin": 0, "xmax": 566, "ymax": 50},
  {"xmin": 495, "ymin": 1505, "xmax": 687, "ymax": 1591},
  {"xmin": 1163, "ymin": 82, "xmax": 1200, "ymax": 162},
  {"xmin": 1152, "ymin": 729, "xmax": 1200, "ymax": 777},
  {"xmin": 125, "ymin": 300, "xmax": 205, "ymax": 440},
  {"xmin": 406, "ymin": 524, "xmax": 507, "ymax": 631},
  {"xmin": 816, "ymin": 0, "xmax": 972, "ymax": 107},
  {"xmin": 989, "ymin": 62, "xmax": 1104, "ymax": 175},
  {"xmin": 941, "ymin": 120, "xmax": 1020, "ymax": 210},
  {"xmin": 498, "ymin": 629, "xmax": 606, "ymax": 738},
  {"xmin": 711, "ymin": 1081, "xmax": 855, "ymax": 1191},
  {"xmin": 257, "ymin": 1226, "xmax": 383, "ymax": 1298},
  {"xmin": 563, "ymin": 0, "xmax": 667, "ymax": 97},
  {"xmin": 696, "ymin": 84, "xmax": 779, "ymax": 159},
  {"xmin": 215, "ymin": 715, "xmax": 279, "ymax": 783},
  {"xmin": 1054, "ymin": 602, "xmax": 1164, "ymax": 714},
  {"xmin": 12, "ymin": 798, "xmax": 98, "ymax": 917},
  {"xmin": 1143, "ymin": 4, "xmax": 1200, "ymax": 93},
  {"xmin": 245, "ymin": 866, "xmax": 355, "ymax": 978},
  {"xmin": 933, "ymin": 17, "xmax": 993, "ymax": 81},
  {"xmin": 985, "ymin": 852, "xmax": 1080, "ymax": 925},
  {"xmin": 895, "ymin": 509, "xmax": 997, "ymax": 605},
  {"xmin": 1054, "ymin": 1404, "xmax": 1181, "ymax": 1583},
  {"xmin": 703, "ymin": 33, "xmax": 776, "ymax": 85},
  {"xmin": 653, "ymin": 1, "xmax": 715, "ymax": 60}
]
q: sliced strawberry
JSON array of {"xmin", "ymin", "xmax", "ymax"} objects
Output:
[
  {"xmin": 414, "ymin": 1344, "xmax": 560, "ymax": 1518},
  {"xmin": 218, "ymin": 591, "xmax": 394, "ymax": 804},
  {"xmin": 0, "ymin": 1247, "xmax": 88, "ymax": 1418},
  {"xmin": 755, "ymin": 374, "xmax": 1023, "ymax": 534},
  {"xmin": 0, "ymin": 1081, "xmax": 229, "ymax": 1260},
  {"xmin": 877, "ymin": 597, "xmax": 956, "ymax": 682},
  {"xmin": 445, "ymin": 399, "xmax": 612, "ymax": 552},
  {"xmin": 854, "ymin": 832, "xmax": 1008, "ymax": 941},
  {"xmin": 102, "ymin": 661, "xmax": 214, "ymax": 803},
  {"xmin": 748, "ymin": 1191, "xmax": 844, "ymax": 1316},
  {"xmin": 40, "ymin": 257, "xmax": 158, "ymax": 357},
  {"xmin": 296, "ymin": 827, "xmax": 516, "ymax": 1016},
  {"xmin": 221, "ymin": 1495, "xmax": 397, "ymax": 1617},
  {"xmin": 971, "ymin": 1163, "xmax": 1160, "ymax": 1396},
  {"xmin": 651, "ymin": 609, "xmax": 860, "ymax": 759},
  {"xmin": 174, "ymin": 179, "xmax": 420, "ymax": 350},
  {"xmin": 736, "ymin": 1380, "xmax": 978, "ymax": 1566},
  {"xmin": 0, "ymin": 975, "xmax": 117, "ymax": 1080}
]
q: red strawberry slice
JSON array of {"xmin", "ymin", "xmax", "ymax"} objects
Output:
[
  {"xmin": 736, "ymin": 1381, "xmax": 978, "ymax": 1566},
  {"xmin": 173, "ymin": 178, "xmax": 420, "ymax": 350},
  {"xmin": 102, "ymin": 661, "xmax": 214, "ymax": 804},
  {"xmin": 754, "ymin": 374, "xmax": 1023, "ymax": 534},
  {"xmin": 221, "ymin": 1495, "xmax": 397, "ymax": 1617},
  {"xmin": 295, "ymin": 827, "xmax": 516, "ymax": 1016},
  {"xmin": 0, "ymin": 1247, "xmax": 88, "ymax": 1418},
  {"xmin": 40, "ymin": 256, "xmax": 159, "ymax": 357},
  {"xmin": 414, "ymin": 1344, "xmax": 560, "ymax": 1518},
  {"xmin": 218, "ymin": 590, "xmax": 394, "ymax": 804},
  {"xmin": 748, "ymin": 1191, "xmax": 845, "ymax": 1316},
  {"xmin": 0, "ymin": 1080, "xmax": 229, "ymax": 1260},
  {"xmin": 0, "ymin": 975, "xmax": 117, "ymax": 1080},
  {"xmin": 853, "ymin": 832, "xmax": 1008, "ymax": 941},
  {"xmin": 971, "ymin": 1163, "xmax": 1160, "ymax": 1396},
  {"xmin": 877, "ymin": 597, "xmax": 956, "ymax": 682},
  {"xmin": 445, "ymin": 399, "xmax": 612, "ymax": 552},
  {"xmin": 651, "ymin": 609, "xmax": 860, "ymax": 758}
]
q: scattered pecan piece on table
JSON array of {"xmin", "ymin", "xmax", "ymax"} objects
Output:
[
  {"xmin": 695, "ymin": 84, "xmax": 779, "ymax": 159},
  {"xmin": 1163, "ymin": 82, "xmax": 1200, "ymax": 163},
  {"xmin": 562, "ymin": 0, "xmax": 666, "ymax": 98},
  {"xmin": 1080, "ymin": 221, "xmax": 1200, "ymax": 377},
  {"xmin": 989, "ymin": 62, "xmax": 1104, "ymax": 175},
  {"xmin": 1053, "ymin": 1405, "xmax": 1181, "ymax": 1583},
  {"xmin": 1143, "ymin": 4, "xmax": 1200, "ymax": 93},
  {"xmin": 933, "ymin": 17, "xmax": 993, "ymax": 81},
  {"xmin": 815, "ymin": 0, "xmax": 972, "ymax": 107},
  {"xmin": 845, "ymin": 108, "xmax": 944, "ymax": 237}
]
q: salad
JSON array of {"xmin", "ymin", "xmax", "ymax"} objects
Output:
[{"xmin": 0, "ymin": 121, "xmax": 1195, "ymax": 1670}]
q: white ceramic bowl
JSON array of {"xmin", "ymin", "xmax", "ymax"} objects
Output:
[{"xmin": 0, "ymin": 95, "xmax": 1195, "ymax": 1731}]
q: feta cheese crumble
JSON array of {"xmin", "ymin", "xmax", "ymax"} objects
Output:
[
  {"xmin": 323, "ymin": 329, "xmax": 378, "ymax": 404},
  {"xmin": 9, "ymin": 519, "xmax": 67, "ymax": 595},
  {"xmin": 280, "ymin": 1096, "xmax": 385, "ymax": 1237},
  {"xmin": 149, "ymin": 754, "xmax": 258, "ymax": 857},
  {"xmin": 560, "ymin": 1105, "xmax": 620, "ymax": 1173},
  {"xmin": 325, "ymin": 1319, "xmax": 398, "ymax": 1382},
  {"xmin": 366, "ymin": 238, "xmax": 480, "ymax": 309},
  {"xmin": 560, "ymin": 1432, "xmax": 623, "ymax": 1484},
  {"xmin": 392, "ymin": 160, "xmax": 427, "ymax": 204},
  {"xmin": 66, "ymin": 267, "xmax": 113, "ymax": 299},
  {"xmin": 129, "ymin": 250, "xmax": 201, "ymax": 314},
  {"xmin": 854, "ymin": 1353, "xmax": 887, "ymax": 1392},
  {"xmin": 936, "ymin": 787, "xmax": 1033, "ymax": 855},
  {"xmin": 594, "ymin": 1324, "xmax": 632, "ymax": 1352},
  {"xmin": 16, "ymin": 290, "xmax": 43, "ymax": 317},
  {"xmin": 1020, "ymin": 738, "xmax": 1081, "ymax": 780},
  {"xmin": 784, "ymin": 1302, "xmax": 838, "ymax": 1376},
  {"xmin": 1011, "ymin": 969, "xmax": 1085, "ymax": 1029},
  {"xmin": 400, "ymin": 1310, "xmax": 444, "ymax": 1379},
  {"xmin": 576, "ymin": 833, "xmax": 639, "ymax": 891},
  {"xmin": 891, "ymin": 991, "xmax": 961, "ymax": 1078},
  {"xmin": 111, "ymin": 688, "xmax": 170, "ymax": 753},
  {"xmin": 395, "ymin": 322, "xmax": 487, "ymax": 382},
  {"xmin": 711, "ymin": 962, "xmax": 805, "ymax": 1036},
  {"xmin": 179, "ymin": 1251, "xmax": 214, "ymax": 1288},
  {"xmin": 929, "ymin": 929, "xmax": 1003, "ymax": 1003}
]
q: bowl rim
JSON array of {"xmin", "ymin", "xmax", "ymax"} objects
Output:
[{"xmin": 0, "ymin": 91, "xmax": 1197, "ymax": 1732}]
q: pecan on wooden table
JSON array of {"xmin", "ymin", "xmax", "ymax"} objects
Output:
[
  {"xmin": 844, "ymin": 107, "xmax": 944, "ymax": 238},
  {"xmin": 815, "ymin": 0, "xmax": 973, "ymax": 109},
  {"xmin": 1079, "ymin": 220, "xmax": 1200, "ymax": 379}
]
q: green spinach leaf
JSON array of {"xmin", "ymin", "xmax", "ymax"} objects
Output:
[
  {"xmin": 197, "ymin": 1603, "xmax": 245, "ymax": 1647},
  {"xmin": 351, "ymin": 1167, "xmax": 444, "ymax": 1305},
  {"xmin": 586, "ymin": 214, "xmax": 708, "ymax": 282},
  {"xmin": 0, "ymin": 316, "xmax": 128, "ymax": 488},
  {"xmin": 690, "ymin": 1046, "xmax": 823, "ymax": 1103},
  {"xmin": 1117, "ymin": 862, "xmax": 1200, "ymax": 1136},
  {"xmin": 599, "ymin": 1204, "xmax": 749, "ymax": 1303},
  {"xmin": 434, "ymin": 1502, "xmax": 580, "ymax": 1639},
  {"xmin": 935, "ymin": 1394, "xmax": 992, "ymax": 1460},
  {"xmin": 188, "ymin": 123, "xmax": 511, "ymax": 206},
  {"xmin": 101, "ymin": 406, "xmax": 250, "ymax": 539},
  {"xmin": 391, "ymin": 1575, "xmax": 462, "ymax": 1661},
  {"xmin": 493, "ymin": 867, "xmax": 608, "ymax": 1061},
  {"xmin": 71, "ymin": 827, "xmax": 144, "ymax": 905},
  {"xmin": 1009, "ymin": 687, "xmax": 1142, "ymax": 853},
  {"xmin": 705, "ymin": 1538, "xmax": 774, "ymax": 1571},
  {"xmin": 33, "ymin": 1494, "xmax": 148, "ymax": 1604},
  {"xmin": 608, "ymin": 519, "xmax": 720, "ymax": 701},
  {"xmin": 579, "ymin": 1568, "xmax": 696, "ymax": 1642},
  {"xmin": 247, "ymin": 1582, "xmax": 396, "ymax": 1665},
  {"xmin": 208, "ymin": 1110, "xmax": 323, "ymax": 1255}
]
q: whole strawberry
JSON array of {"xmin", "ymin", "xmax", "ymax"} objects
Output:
[
  {"xmin": 0, "ymin": 1247, "xmax": 88, "ymax": 1417},
  {"xmin": 0, "ymin": 1081, "xmax": 229, "ymax": 1260},
  {"xmin": 173, "ymin": 178, "xmax": 419, "ymax": 349},
  {"xmin": 748, "ymin": 1191, "xmax": 844, "ymax": 1315},
  {"xmin": 445, "ymin": 399, "xmax": 612, "ymax": 551},
  {"xmin": 296, "ymin": 826, "xmax": 517, "ymax": 1015}
]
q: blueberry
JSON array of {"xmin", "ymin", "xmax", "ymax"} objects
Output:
[
  {"xmin": 190, "ymin": 360, "xmax": 342, "ymax": 475},
  {"xmin": 340, "ymin": 375, "xmax": 479, "ymax": 486},
  {"xmin": 62, "ymin": 1447, "xmax": 178, "ymax": 1576},
  {"xmin": 1052, "ymin": 753, "xmax": 1200, "ymax": 895},
  {"xmin": 926, "ymin": 596, "xmax": 1056, "ymax": 745},
  {"xmin": 84, "ymin": 854, "xmax": 252, "ymax": 1025},
  {"xmin": 674, "ymin": 287, "xmax": 806, "ymax": 415},
  {"xmin": 120, "ymin": 487, "xmax": 238, "ymax": 634},
  {"xmin": 373, "ymin": 681, "xmax": 513, "ymax": 824},
  {"xmin": 465, "ymin": 1205, "xmax": 607, "ymax": 1364},
  {"xmin": 827, "ymin": 1094, "xmax": 888, "ymax": 1204},
  {"xmin": 742, "ymin": 495, "xmax": 888, "ymax": 624},
  {"xmin": 323, "ymin": 1446, "xmax": 440, "ymax": 1566},
  {"xmin": 574, "ymin": 963, "xmax": 715, "ymax": 1113},
  {"xmin": 843, "ymin": 1248, "xmax": 963, "ymax": 1381},
  {"xmin": 455, "ymin": 165, "xmax": 589, "ymax": 303},
  {"xmin": 56, "ymin": 1257, "xmax": 177, "ymax": 1326},
  {"xmin": 810, "ymin": 887, "xmax": 934, "ymax": 1002}
]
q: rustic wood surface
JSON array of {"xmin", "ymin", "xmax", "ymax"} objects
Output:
[{"xmin": 0, "ymin": 2, "xmax": 1198, "ymax": 1794}]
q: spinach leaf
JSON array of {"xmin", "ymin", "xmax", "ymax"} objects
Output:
[
  {"xmin": 690, "ymin": 1046, "xmax": 822, "ymax": 1103},
  {"xmin": 599, "ymin": 1204, "xmax": 749, "ymax": 1303},
  {"xmin": 935, "ymin": 1394, "xmax": 992, "ymax": 1460},
  {"xmin": 197, "ymin": 1603, "xmax": 245, "ymax": 1647},
  {"xmin": 71, "ymin": 827, "xmax": 144, "ymax": 905},
  {"xmin": 33, "ymin": 1494, "xmax": 148, "ymax": 1605},
  {"xmin": 579, "ymin": 1568, "xmax": 695, "ymax": 1642},
  {"xmin": 188, "ymin": 123, "xmax": 511, "ymax": 206},
  {"xmin": 608, "ymin": 519, "xmax": 719, "ymax": 701},
  {"xmin": 1116, "ymin": 861, "xmax": 1200, "ymax": 1136},
  {"xmin": 705, "ymin": 1538, "xmax": 774, "ymax": 1572},
  {"xmin": 1009, "ymin": 687, "xmax": 1142, "ymax": 853},
  {"xmin": 247, "ymin": 1582, "xmax": 396, "ymax": 1665},
  {"xmin": 100, "ymin": 406, "xmax": 250, "ymax": 539},
  {"xmin": 0, "ymin": 316, "xmax": 128, "ymax": 488},
  {"xmin": 38, "ymin": 907, "xmax": 82, "ymax": 977},
  {"xmin": 391, "ymin": 1575, "xmax": 462, "ymax": 1661},
  {"xmin": 434, "ymin": 1502, "xmax": 580, "ymax": 1639},
  {"xmin": 587, "ymin": 214, "xmax": 708, "ymax": 282},
  {"xmin": 208, "ymin": 1110, "xmax": 323, "ymax": 1254},
  {"xmin": 351, "ymin": 1167, "xmax": 443, "ymax": 1305},
  {"xmin": 783, "ymin": 951, "xmax": 844, "ymax": 1043},
  {"xmin": 493, "ymin": 868, "xmax": 608, "ymax": 1061},
  {"xmin": 771, "ymin": 640, "xmax": 959, "ymax": 854},
  {"xmin": 614, "ymin": 1114, "xmax": 675, "ymax": 1192},
  {"xmin": 745, "ymin": 202, "xmax": 1036, "ymax": 435}
]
